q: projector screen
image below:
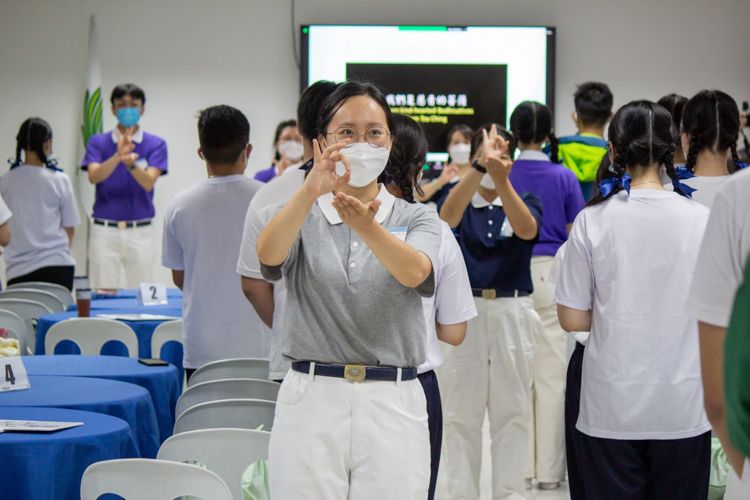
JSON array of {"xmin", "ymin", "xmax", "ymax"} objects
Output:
[{"xmin": 301, "ymin": 25, "xmax": 555, "ymax": 158}]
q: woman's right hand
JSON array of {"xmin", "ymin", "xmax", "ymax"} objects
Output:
[
  {"xmin": 304, "ymin": 139, "xmax": 351, "ymax": 198},
  {"xmin": 436, "ymin": 162, "xmax": 460, "ymax": 187},
  {"xmin": 273, "ymin": 151, "xmax": 294, "ymax": 176},
  {"xmin": 482, "ymin": 125, "xmax": 513, "ymax": 182}
]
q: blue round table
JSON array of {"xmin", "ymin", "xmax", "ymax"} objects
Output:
[
  {"xmin": 23, "ymin": 355, "xmax": 179, "ymax": 444},
  {"xmin": 0, "ymin": 406, "xmax": 137, "ymax": 500},
  {"xmin": 0, "ymin": 375, "xmax": 159, "ymax": 458}
]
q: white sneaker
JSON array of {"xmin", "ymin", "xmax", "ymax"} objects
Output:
[
  {"xmin": 539, "ymin": 481, "xmax": 560, "ymax": 490},
  {"xmin": 525, "ymin": 478, "xmax": 532, "ymax": 490}
]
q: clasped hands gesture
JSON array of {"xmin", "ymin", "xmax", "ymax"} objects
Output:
[
  {"xmin": 479, "ymin": 124, "xmax": 513, "ymax": 183},
  {"xmin": 304, "ymin": 139, "xmax": 381, "ymax": 232},
  {"xmin": 116, "ymin": 127, "xmax": 139, "ymax": 167}
]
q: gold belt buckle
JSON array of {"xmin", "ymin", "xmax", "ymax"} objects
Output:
[
  {"xmin": 117, "ymin": 221, "xmax": 127, "ymax": 230},
  {"xmin": 482, "ymin": 289, "xmax": 497, "ymax": 300},
  {"xmin": 344, "ymin": 365, "xmax": 366, "ymax": 381}
]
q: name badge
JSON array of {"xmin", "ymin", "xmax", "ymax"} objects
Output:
[
  {"xmin": 135, "ymin": 159, "xmax": 149, "ymax": 171},
  {"xmin": 137, "ymin": 283, "xmax": 168, "ymax": 306},
  {"xmin": 500, "ymin": 217, "xmax": 514, "ymax": 237},
  {"xmin": 387, "ymin": 226, "xmax": 408, "ymax": 242},
  {"xmin": 1, "ymin": 356, "xmax": 30, "ymax": 392}
]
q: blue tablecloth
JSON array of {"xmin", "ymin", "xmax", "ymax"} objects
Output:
[
  {"xmin": 0, "ymin": 406, "xmax": 137, "ymax": 500},
  {"xmin": 0, "ymin": 375, "xmax": 159, "ymax": 458},
  {"xmin": 89, "ymin": 288, "xmax": 183, "ymax": 301},
  {"xmin": 23, "ymin": 355, "xmax": 179, "ymax": 444}
]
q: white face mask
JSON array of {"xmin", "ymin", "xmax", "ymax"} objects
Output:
[
  {"xmin": 335, "ymin": 142, "xmax": 390, "ymax": 188},
  {"xmin": 278, "ymin": 140, "xmax": 304, "ymax": 161},
  {"xmin": 449, "ymin": 143, "xmax": 471, "ymax": 164},
  {"xmin": 479, "ymin": 173, "xmax": 496, "ymax": 191}
]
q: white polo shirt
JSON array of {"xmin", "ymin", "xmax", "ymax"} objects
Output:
[
  {"xmin": 555, "ymin": 189, "xmax": 711, "ymax": 439},
  {"xmin": 419, "ymin": 221, "xmax": 477, "ymax": 374},
  {"xmin": 0, "ymin": 165, "xmax": 79, "ymax": 280},
  {"xmin": 686, "ymin": 168, "xmax": 750, "ymax": 327},
  {"xmin": 237, "ymin": 165, "xmax": 306, "ymax": 380}
]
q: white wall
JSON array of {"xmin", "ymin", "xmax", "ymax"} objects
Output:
[{"xmin": 2, "ymin": 0, "xmax": 749, "ymax": 286}]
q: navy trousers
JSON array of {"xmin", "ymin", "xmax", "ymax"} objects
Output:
[
  {"xmin": 566, "ymin": 341, "xmax": 586, "ymax": 500},
  {"xmin": 418, "ymin": 369, "xmax": 443, "ymax": 500}
]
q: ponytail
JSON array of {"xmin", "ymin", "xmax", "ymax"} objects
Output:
[{"xmin": 548, "ymin": 131, "xmax": 561, "ymax": 164}]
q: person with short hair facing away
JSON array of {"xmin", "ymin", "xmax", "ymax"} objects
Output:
[
  {"xmin": 257, "ymin": 81, "xmax": 441, "ymax": 499},
  {"xmin": 237, "ymin": 80, "xmax": 340, "ymax": 382},
  {"xmin": 438, "ymin": 124, "xmax": 543, "ymax": 500},
  {"xmin": 507, "ymin": 101, "xmax": 585, "ymax": 491},
  {"xmin": 556, "ymin": 101, "xmax": 712, "ymax": 498},
  {"xmin": 554, "ymin": 82, "xmax": 613, "ymax": 201},
  {"xmin": 381, "ymin": 114, "xmax": 477, "ymax": 500},
  {"xmin": 254, "ymin": 120, "xmax": 304, "ymax": 183},
  {"xmin": 417, "ymin": 124, "xmax": 474, "ymax": 205},
  {"xmin": 667, "ymin": 90, "xmax": 742, "ymax": 208},
  {"xmin": 161, "ymin": 105, "xmax": 268, "ymax": 380},
  {"xmin": 0, "ymin": 118, "xmax": 80, "ymax": 291},
  {"xmin": 82, "ymin": 83, "xmax": 168, "ymax": 290}
]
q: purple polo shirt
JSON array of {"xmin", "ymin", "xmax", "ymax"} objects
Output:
[
  {"xmin": 509, "ymin": 150, "xmax": 585, "ymax": 256},
  {"xmin": 254, "ymin": 165, "xmax": 277, "ymax": 183},
  {"xmin": 81, "ymin": 129, "xmax": 168, "ymax": 221}
]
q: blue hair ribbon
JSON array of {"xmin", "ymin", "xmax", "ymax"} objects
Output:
[
  {"xmin": 735, "ymin": 161, "xmax": 749, "ymax": 171},
  {"xmin": 598, "ymin": 173, "xmax": 631, "ymax": 199},
  {"xmin": 672, "ymin": 167, "xmax": 696, "ymax": 198},
  {"xmin": 7, "ymin": 157, "xmax": 61, "ymax": 172}
]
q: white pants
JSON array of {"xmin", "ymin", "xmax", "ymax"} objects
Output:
[
  {"xmin": 438, "ymin": 296, "xmax": 540, "ymax": 500},
  {"xmin": 525, "ymin": 256, "xmax": 567, "ymax": 483},
  {"xmin": 89, "ymin": 222, "xmax": 154, "ymax": 289},
  {"xmin": 726, "ymin": 465, "xmax": 741, "ymax": 499},
  {"xmin": 269, "ymin": 368, "xmax": 430, "ymax": 499}
]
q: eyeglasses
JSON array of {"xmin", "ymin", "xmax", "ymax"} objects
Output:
[{"xmin": 326, "ymin": 126, "xmax": 391, "ymax": 148}]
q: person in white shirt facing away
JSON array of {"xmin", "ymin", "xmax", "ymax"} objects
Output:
[
  {"xmin": 1, "ymin": 118, "xmax": 80, "ymax": 291},
  {"xmin": 555, "ymin": 100, "xmax": 712, "ymax": 499},
  {"xmin": 161, "ymin": 105, "xmax": 270, "ymax": 380}
]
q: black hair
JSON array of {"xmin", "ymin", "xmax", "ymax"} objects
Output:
[
  {"xmin": 589, "ymin": 152, "xmax": 612, "ymax": 199},
  {"xmin": 11, "ymin": 118, "xmax": 54, "ymax": 169},
  {"xmin": 110, "ymin": 84, "xmax": 146, "ymax": 105},
  {"xmin": 509, "ymin": 101, "xmax": 560, "ymax": 163},
  {"xmin": 574, "ymin": 82, "xmax": 613, "ymax": 128},
  {"xmin": 317, "ymin": 81, "xmax": 395, "ymax": 141},
  {"xmin": 587, "ymin": 100, "xmax": 678, "ymax": 207},
  {"xmin": 445, "ymin": 124, "xmax": 473, "ymax": 147},
  {"xmin": 469, "ymin": 123, "xmax": 516, "ymax": 161},
  {"xmin": 681, "ymin": 90, "xmax": 740, "ymax": 173},
  {"xmin": 378, "ymin": 114, "xmax": 428, "ymax": 203},
  {"xmin": 297, "ymin": 80, "xmax": 340, "ymax": 142},
  {"xmin": 657, "ymin": 94, "xmax": 688, "ymax": 154},
  {"xmin": 273, "ymin": 119, "xmax": 298, "ymax": 161},
  {"xmin": 197, "ymin": 105, "xmax": 250, "ymax": 165}
]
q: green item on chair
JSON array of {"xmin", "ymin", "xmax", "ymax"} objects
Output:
[
  {"xmin": 708, "ymin": 438, "xmax": 730, "ymax": 500},
  {"xmin": 242, "ymin": 460, "xmax": 271, "ymax": 500}
]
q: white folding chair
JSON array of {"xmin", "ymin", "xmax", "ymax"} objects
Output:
[
  {"xmin": 0, "ymin": 298, "xmax": 51, "ymax": 355},
  {"xmin": 80, "ymin": 458, "xmax": 233, "ymax": 500},
  {"xmin": 151, "ymin": 319, "xmax": 182, "ymax": 359},
  {"xmin": 7, "ymin": 281, "xmax": 74, "ymax": 308},
  {"xmin": 176, "ymin": 378, "xmax": 280, "ymax": 418},
  {"xmin": 188, "ymin": 358, "xmax": 270, "ymax": 387},
  {"xmin": 45, "ymin": 317, "xmax": 139, "ymax": 357},
  {"xmin": 0, "ymin": 288, "xmax": 66, "ymax": 313},
  {"xmin": 158, "ymin": 429, "xmax": 270, "ymax": 500},
  {"xmin": 173, "ymin": 399, "xmax": 276, "ymax": 435},
  {"xmin": 0, "ymin": 309, "xmax": 28, "ymax": 355}
]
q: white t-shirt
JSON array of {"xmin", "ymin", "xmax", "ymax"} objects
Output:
[
  {"xmin": 0, "ymin": 165, "xmax": 79, "ymax": 280},
  {"xmin": 686, "ymin": 168, "xmax": 750, "ymax": 328},
  {"xmin": 546, "ymin": 242, "xmax": 589, "ymax": 345},
  {"xmin": 237, "ymin": 167, "xmax": 307, "ymax": 380},
  {"xmin": 555, "ymin": 189, "xmax": 711, "ymax": 439},
  {"xmin": 0, "ymin": 195, "xmax": 11, "ymax": 226},
  {"xmin": 419, "ymin": 221, "xmax": 477, "ymax": 374},
  {"xmin": 162, "ymin": 175, "xmax": 271, "ymax": 369},
  {"xmin": 664, "ymin": 175, "xmax": 729, "ymax": 209}
]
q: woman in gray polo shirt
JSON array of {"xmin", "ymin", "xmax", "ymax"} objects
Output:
[{"xmin": 257, "ymin": 81, "xmax": 442, "ymax": 500}]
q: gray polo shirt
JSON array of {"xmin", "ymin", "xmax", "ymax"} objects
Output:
[{"xmin": 261, "ymin": 186, "xmax": 442, "ymax": 368}]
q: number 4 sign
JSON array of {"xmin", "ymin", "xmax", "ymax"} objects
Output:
[
  {"xmin": 1, "ymin": 356, "xmax": 30, "ymax": 392},
  {"xmin": 137, "ymin": 283, "xmax": 168, "ymax": 306}
]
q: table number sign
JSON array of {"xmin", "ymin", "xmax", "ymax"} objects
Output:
[
  {"xmin": 1, "ymin": 356, "xmax": 30, "ymax": 392},
  {"xmin": 137, "ymin": 283, "xmax": 168, "ymax": 306}
]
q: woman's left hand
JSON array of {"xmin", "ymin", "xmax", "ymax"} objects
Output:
[
  {"xmin": 332, "ymin": 193, "xmax": 382, "ymax": 232},
  {"xmin": 483, "ymin": 126, "xmax": 514, "ymax": 182}
]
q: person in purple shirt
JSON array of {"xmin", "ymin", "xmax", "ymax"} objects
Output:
[
  {"xmin": 254, "ymin": 119, "xmax": 304, "ymax": 183},
  {"xmin": 81, "ymin": 83, "xmax": 168, "ymax": 289},
  {"xmin": 507, "ymin": 101, "xmax": 585, "ymax": 491}
]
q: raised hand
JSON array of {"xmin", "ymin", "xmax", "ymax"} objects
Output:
[
  {"xmin": 436, "ymin": 162, "xmax": 460, "ymax": 186},
  {"xmin": 482, "ymin": 125, "xmax": 513, "ymax": 182},
  {"xmin": 332, "ymin": 192, "xmax": 381, "ymax": 232},
  {"xmin": 304, "ymin": 139, "xmax": 351, "ymax": 198},
  {"xmin": 117, "ymin": 127, "xmax": 138, "ymax": 166},
  {"xmin": 273, "ymin": 151, "xmax": 294, "ymax": 176}
]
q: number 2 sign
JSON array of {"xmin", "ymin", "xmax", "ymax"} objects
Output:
[
  {"xmin": 137, "ymin": 283, "xmax": 168, "ymax": 306},
  {"xmin": 1, "ymin": 356, "xmax": 30, "ymax": 392}
]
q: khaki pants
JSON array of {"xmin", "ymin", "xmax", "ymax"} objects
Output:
[
  {"xmin": 89, "ymin": 222, "xmax": 154, "ymax": 289},
  {"xmin": 526, "ymin": 256, "xmax": 567, "ymax": 483},
  {"xmin": 438, "ymin": 296, "xmax": 540, "ymax": 500}
]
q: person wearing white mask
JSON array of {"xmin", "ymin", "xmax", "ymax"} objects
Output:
[
  {"xmin": 257, "ymin": 81, "xmax": 442, "ymax": 499},
  {"xmin": 438, "ymin": 124, "xmax": 543, "ymax": 500},
  {"xmin": 254, "ymin": 120, "xmax": 305, "ymax": 183},
  {"xmin": 417, "ymin": 124, "xmax": 473, "ymax": 205}
]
